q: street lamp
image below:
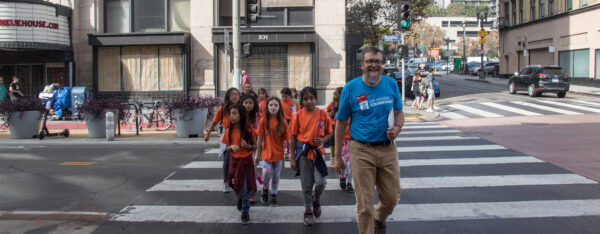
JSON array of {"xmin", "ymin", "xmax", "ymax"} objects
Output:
[{"xmin": 476, "ymin": 7, "xmax": 489, "ymax": 80}]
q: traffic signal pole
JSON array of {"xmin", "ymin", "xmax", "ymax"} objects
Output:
[
  {"xmin": 233, "ymin": 0, "xmax": 241, "ymax": 90},
  {"xmin": 401, "ymin": 33, "xmax": 405, "ymax": 105}
]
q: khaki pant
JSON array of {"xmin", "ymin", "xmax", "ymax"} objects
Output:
[{"xmin": 349, "ymin": 140, "xmax": 401, "ymax": 234}]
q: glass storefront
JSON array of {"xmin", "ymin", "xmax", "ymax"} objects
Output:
[
  {"xmin": 559, "ymin": 49, "xmax": 590, "ymax": 78},
  {"xmin": 0, "ymin": 64, "xmax": 66, "ymax": 96}
]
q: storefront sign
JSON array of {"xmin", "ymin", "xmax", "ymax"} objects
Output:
[{"xmin": 0, "ymin": 2, "xmax": 70, "ymax": 49}]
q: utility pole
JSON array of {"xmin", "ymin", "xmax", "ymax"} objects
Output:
[
  {"xmin": 401, "ymin": 33, "xmax": 405, "ymax": 104},
  {"xmin": 232, "ymin": 0, "xmax": 241, "ymax": 90},
  {"xmin": 444, "ymin": 37, "xmax": 454, "ymax": 75},
  {"xmin": 476, "ymin": 7, "xmax": 489, "ymax": 80},
  {"xmin": 462, "ymin": 20, "xmax": 466, "ymax": 75}
]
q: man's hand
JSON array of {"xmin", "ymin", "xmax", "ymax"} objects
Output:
[
  {"xmin": 230, "ymin": 145, "xmax": 240, "ymax": 152},
  {"xmin": 313, "ymin": 137, "xmax": 324, "ymax": 146},
  {"xmin": 203, "ymin": 131, "xmax": 211, "ymax": 142},
  {"xmin": 333, "ymin": 154, "xmax": 344, "ymax": 174},
  {"xmin": 386, "ymin": 125, "xmax": 401, "ymax": 141},
  {"xmin": 241, "ymin": 140, "xmax": 251, "ymax": 149}
]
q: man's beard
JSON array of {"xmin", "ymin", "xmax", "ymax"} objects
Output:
[{"xmin": 365, "ymin": 72, "xmax": 381, "ymax": 84}]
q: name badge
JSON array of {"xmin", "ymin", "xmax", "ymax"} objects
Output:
[{"xmin": 357, "ymin": 94, "xmax": 369, "ymax": 110}]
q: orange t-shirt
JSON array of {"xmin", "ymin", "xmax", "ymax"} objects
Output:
[
  {"xmin": 221, "ymin": 127, "xmax": 256, "ymax": 159},
  {"xmin": 258, "ymin": 99, "xmax": 267, "ymax": 120},
  {"xmin": 326, "ymin": 101, "xmax": 338, "ymax": 125},
  {"xmin": 212, "ymin": 106, "xmax": 231, "ymax": 129},
  {"xmin": 289, "ymin": 108, "xmax": 333, "ymax": 160},
  {"xmin": 258, "ymin": 117, "xmax": 289, "ymax": 162},
  {"xmin": 281, "ymin": 98, "xmax": 300, "ymax": 121}
]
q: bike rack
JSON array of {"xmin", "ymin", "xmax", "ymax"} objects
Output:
[{"xmin": 121, "ymin": 102, "xmax": 141, "ymax": 136}]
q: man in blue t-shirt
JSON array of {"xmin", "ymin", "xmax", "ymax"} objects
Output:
[{"xmin": 334, "ymin": 46, "xmax": 404, "ymax": 234}]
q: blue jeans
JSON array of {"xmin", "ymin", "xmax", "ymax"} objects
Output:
[{"xmin": 237, "ymin": 174, "xmax": 250, "ymax": 213}]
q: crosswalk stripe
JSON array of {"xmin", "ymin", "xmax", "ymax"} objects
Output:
[
  {"xmin": 448, "ymin": 104, "xmax": 504, "ymax": 118},
  {"xmin": 536, "ymin": 100, "xmax": 600, "ymax": 113},
  {"xmin": 439, "ymin": 111, "xmax": 469, "ymax": 119},
  {"xmin": 397, "ymin": 145, "xmax": 505, "ymax": 152},
  {"xmin": 511, "ymin": 101, "xmax": 581, "ymax": 115},
  {"xmin": 573, "ymin": 100, "xmax": 600, "ymax": 107},
  {"xmin": 396, "ymin": 136, "xmax": 479, "ymax": 141},
  {"xmin": 183, "ymin": 156, "xmax": 543, "ymax": 169},
  {"xmin": 402, "ymin": 125, "xmax": 449, "ymax": 129},
  {"xmin": 404, "ymin": 121, "xmax": 437, "ymax": 125},
  {"xmin": 112, "ymin": 199, "xmax": 600, "ymax": 223},
  {"xmin": 481, "ymin": 102, "xmax": 542, "ymax": 116},
  {"xmin": 147, "ymin": 174, "xmax": 594, "ymax": 192},
  {"xmin": 206, "ymin": 144, "xmax": 502, "ymax": 155},
  {"xmin": 400, "ymin": 130, "xmax": 461, "ymax": 134}
]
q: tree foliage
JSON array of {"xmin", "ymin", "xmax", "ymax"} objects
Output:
[{"xmin": 402, "ymin": 21, "xmax": 446, "ymax": 51}]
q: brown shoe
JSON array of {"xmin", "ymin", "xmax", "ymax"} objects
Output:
[{"xmin": 374, "ymin": 219, "xmax": 386, "ymax": 234}]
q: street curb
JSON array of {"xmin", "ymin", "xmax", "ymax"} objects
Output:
[
  {"xmin": 570, "ymin": 91, "xmax": 600, "ymax": 98},
  {"xmin": 0, "ymin": 139, "xmax": 221, "ymax": 146},
  {"xmin": 465, "ymin": 78, "xmax": 491, "ymax": 83}
]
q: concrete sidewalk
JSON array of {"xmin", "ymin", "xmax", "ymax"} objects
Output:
[{"xmin": 443, "ymin": 73, "xmax": 600, "ymax": 97}]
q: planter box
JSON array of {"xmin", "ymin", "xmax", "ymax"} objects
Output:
[
  {"xmin": 85, "ymin": 110, "xmax": 118, "ymax": 139},
  {"xmin": 8, "ymin": 111, "xmax": 41, "ymax": 139},
  {"xmin": 173, "ymin": 108, "xmax": 207, "ymax": 138}
]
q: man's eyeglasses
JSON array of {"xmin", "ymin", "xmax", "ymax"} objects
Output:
[{"xmin": 362, "ymin": 59, "xmax": 383, "ymax": 65}]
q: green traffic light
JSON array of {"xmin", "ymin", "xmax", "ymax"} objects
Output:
[{"xmin": 401, "ymin": 20, "xmax": 409, "ymax": 28}]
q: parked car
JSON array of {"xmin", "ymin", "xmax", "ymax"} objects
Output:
[
  {"xmin": 383, "ymin": 65, "xmax": 399, "ymax": 76},
  {"xmin": 391, "ymin": 71, "xmax": 413, "ymax": 98},
  {"xmin": 463, "ymin": 62, "xmax": 480, "ymax": 75},
  {"xmin": 470, "ymin": 61, "xmax": 495, "ymax": 76},
  {"xmin": 483, "ymin": 61, "xmax": 500, "ymax": 77},
  {"xmin": 508, "ymin": 65, "xmax": 570, "ymax": 98}
]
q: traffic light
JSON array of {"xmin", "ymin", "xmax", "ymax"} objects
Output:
[
  {"xmin": 398, "ymin": 2, "xmax": 411, "ymax": 32},
  {"xmin": 246, "ymin": 0, "xmax": 260, "ymax": 26}
]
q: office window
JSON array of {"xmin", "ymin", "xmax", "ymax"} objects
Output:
[
  {"xmin": 566, "ymin": 0, "xmax": 572, "ymax": 10},
  {"xmin": 442, "ymin": 21, "xmax": 449, "ymax": 27},
  {"xmin": 519, "ymin": 0, "xmax": 523, "ymax": 23},
  {"xmin": 539, "ymin": 0, "xmax": 545, "ymax": 18},
  {"xmin": 512, "ymin": 0, "xmax": 517, "ymax": 25},
  {"xmin": 580, "ymin": 0, "xmax": 588, "ymax": 6},
  {"xmin": 134, "ymin": 0, "xmax": 165, "ymax": 32},
  {"xmin": 530, "ymin": 0, "xmax": 536, "ymax": 20},
  {"xmin": 169, "ymin": 0, "xmax": 190, "ymax": 31},
  {"xmin": 596, "ymin": 50, "xmax": 600, "ymax": 78},
  {"xmin": 450, "ymin": 21, "xmax": 463, "ymax": 27},
  {"xmin": 288, "ymin": 7, "xmax": 314, "ymax": 26},
  {"xmin": 504, "ymin": 2, "xmax": 509, "ymax": 25},
  {"xmin": 559, "ymin": 49, "xmax": 590, "ymax": 78},
  {"xmin": 105, "ymin": 0, "xmax": 130, "ymax": 33}
]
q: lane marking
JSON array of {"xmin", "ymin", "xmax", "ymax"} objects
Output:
[
  {"xmin": 396, "ymin": 136, "xmax": 479, "ymax": 141},
  {"xmin": 402, "ymin": 125, "xmax": 450, "ymax": 129},
  {"xmin": 536, "ymin": 100, "xmax": 600, "ymax": 113},
  {"xmin": 59, "ymin": 162, "xmax": 97, "ymax": 166},
  {"xmin": 511, "ymin": 101, "xmax": 581, "ymax": 115},
  {"xmin": 481, "ymin": 102, "xmax": 542, "ymax": 116},
  {"xmin": 573, "ymin": 100, "xmax": 600, "ymax": 107},
  {"xmin": 399, "ymin": 130, "xmax": 461, "ymax": 135},
  {"xmin": 183, "ymin": 156, "xmax": 543, "ymax": 169},
  {"xmin": 147, "ymin": 174, "xmax": 594, "ymax": 192},
  {"xmin": 113, "ymin": 199, "xmax": 600, "ymax": 223},
  {"xmin": 439, "ymin": 111, "xmax": 469, "ymax": 120},
  {"xmin": 448, "ymin": 104, "xmax": 504, "ymax": 118}
]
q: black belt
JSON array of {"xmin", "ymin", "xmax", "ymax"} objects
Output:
[{"xmin": 355, "ymin": 140, "xmax": 392, "ymax": 147}]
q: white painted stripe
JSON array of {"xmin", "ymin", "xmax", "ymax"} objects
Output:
[
  {"xmin": 402, "ymin": 125, "xmax": 449, "ymax": 129},
  {"xmin": 396, "ymin": 144, "xmax": 506, "ymax": 152},
  {"xmin": 183, "ymin": 156, "xmax": 543, "ymax": 169},
  {"xmin": 439, "ymin": 111, "xmax": 469, "ymax": 120},
  {"xmin": 147, "ymin": 174, "xmax": 593, "ymax": 192},
  {"xmin": 536, "ymin": 100, "xmax": 600, "ymax": 113},
  {"xmin": 573, "ymin": 100, "xmax": 600, "ymax": 107},
  {"xmin": 481, "ymin": 102, "xmax": 542, "ymax": 116},
  {"xmin": 113, "ymin": 199, "xmax": 600, "ymax": 223},
  {"xmin": 511, "ymin": 101, "xmax": 581, "ymax": 115},
  {"xmin": 404, "ymin": 121, "xmax": 437, "ymax": 125},
  {"xmin": 205, "ymin": 149, "xmax": 220, "ymax": 154},
  {"xmin": 448, "ymin": 104, "xmax": 504, "ymax": 118},
  {"xmin": 400, "ymin": 129, "xmax": 461, "ymax": 134},
  {"xmin": 396, "ymin": 136, "xmax": 479, "ymax": 141},
  {"xmin": 0, "ymin": 210, "xmax": 111, "ymax": 216}
]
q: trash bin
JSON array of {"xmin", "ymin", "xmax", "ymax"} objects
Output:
[{"xmin": 71, "ymin": 87, "xmax": 89, "ymax": 116}]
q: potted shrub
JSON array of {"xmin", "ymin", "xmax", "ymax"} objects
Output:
[
  {"xmin": 165, "ymin": 95, "xmax": 222, "ymax": 138},
  {"xmin": 0, "ymin": 97, "xmax": 46, "ymax": 139},
  {"xmin": 77, "ymin": 97, "xmax": 123, "ymax": 138}
]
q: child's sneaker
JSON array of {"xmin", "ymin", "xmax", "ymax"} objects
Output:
[
  {"xmin": 303, "ymin": 211, "xmax": 314, "ymax": 226},
  {"xmin": 250, "ymin": 194, "xmax": 255, "ymax": 205},
  {"xmin": 339, "ymin": 177, "xmax": 347, "ymax": 190},
  {"xmin": 346, "ymin": 183, "xmax": 354, "ymax": 193},
  {"xmin": 261, "ymin": 189, "xmax": 269, "ymax": 204},
  {"xmin": 241, "ymin": 212, "xmax": 250, "ymax": 225},
  {"xmin": 237, "ymin": 199, "xmax": 242, "ymax": 211},
  {"xmin": 312, "ymin": 200, "xmax": 322, "ymax": 218},
  {"xmin": 269, "ymin": 194, "xmax": 278, "ymax": 207}
]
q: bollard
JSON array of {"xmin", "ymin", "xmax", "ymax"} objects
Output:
[{"xmin": 105, "ymin": 111, "xmax": 115, "ymax": 141}]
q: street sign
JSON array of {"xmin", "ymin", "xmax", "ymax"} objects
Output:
[
  {"xmin": 384, "ymin": 35, "xmax": 402, "ymax": 41},
  {"xmin": 524, "ymin": 49, "xmax": 529, "ymax": 57},
  {"xmin": 418, "ymin": 46, "xmax": 426, "ymax": 50},
  {"xmin": 479, "ymin": 38, "xmax": 486, "ymax": 44},
  {"xmin": 478, "ymin": 29, "xmax": 488, "ymax": 37},
  {"xmin": 429, "ymin": 49, "xmax": 439, "ymax": 57}
]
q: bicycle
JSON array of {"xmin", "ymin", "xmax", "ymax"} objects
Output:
[{"xmin": 121, "ymin": 101, "xmax": 173, "ymax": 132}]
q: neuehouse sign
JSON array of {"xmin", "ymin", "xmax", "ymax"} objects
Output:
[{"xmin": 0, "ymin": 2, "xmax": 71, "ymax": 50}]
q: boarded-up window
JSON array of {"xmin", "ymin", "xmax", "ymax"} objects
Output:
[
  {"xmin": 98, "ymin": 47, "xmax": 121, "ymax": 91},
  {"xmin": 159, "ymin": 45, "xmax": 184, "ymax": 90},
  {"xmin": 288, "ymin": 44, "xmax": 311, "ymax": 90},
  {"xmin": 122, "ymin": 46, "xmax": 141, "ymax": 91},
  {"xmin": 142, "ymin": 46, "xmax": 159, "ymax": 91}
]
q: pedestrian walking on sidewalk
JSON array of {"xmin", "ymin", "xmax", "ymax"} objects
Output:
[
  {"xmin": 334, "ymin": 46, "xmax": 404, "ymax": 234},
  {"xmin": 255, "ymin": 97, "xmax": 288, "ymax": 207},
  {"xmin": 222, "ymin": 104, "xmax": 257, "ymax": 225},
  {"xmin": 290, "ymin": 87, "xmax": 333, "ymax": 226},
  {"xmin": 410, "ymin": 71, "xmax": 422, "ymax": 110},
  {"xmin": 0, "ymin": 77, "xmax": 8, "ymax": 103},
  {"xmin": 9, "ymin": 76, "xmax": 24, "ymax": 102},
  {"xmin": 242, "ymin": 70, "xmax": 250, "ymax": 87},
  {"xmin": 426, "ymin": 69, "xmax": 435, "ymax": 112},
  {"xmin": 205, "ymin": 87, "xmax": 241, "ymax": 193}
]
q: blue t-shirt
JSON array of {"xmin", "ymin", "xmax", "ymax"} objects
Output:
[{"xmin": 336, "ymin": 75, "xmax": 403, "ymax": 142}]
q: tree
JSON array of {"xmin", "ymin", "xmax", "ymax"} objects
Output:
[
  {"xmin": 455, "ymin": 37, "xmax": 480, "ymax": 57},
  {"xmin": 447, "ymin": 2, "xmax": 466, "ymax": 16},
  {"xmin": 346, "ymin": 0, "xmax": 433, "ymax": 46},
  {"xmin": 485, "ymin": 30, "xmax": 499, "ymax": 59},
  {"xmin": 402, "ymin": 21, "xmax": 446, "ymax": 54}
]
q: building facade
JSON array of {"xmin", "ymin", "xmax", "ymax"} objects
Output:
[
  {"xmin": 1, "ymin": 0, "xmax": 346, "ymax": 104},
  {"xmin": 426, "ymin": 16, "xmax": 495, "ymax": 51},
  {"xmin": 499, "ymin": 0, "xmax": 600, "ymax": 80}
]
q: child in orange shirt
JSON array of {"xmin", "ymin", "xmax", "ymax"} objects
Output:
[
  {"xmin": 241, "ymin": 94, "xmax": 260, "ymax": 204},
  {"xmin": 205, "ymin": 87, "xmax": 240, "ymax": 193},
  {"xmin": 255, "ymin": 97, "xmax": 288, "ymax": 206},
  {"xmin": 326, "ymin": 87, "xmax": 343, "ymax": 165},
  {"xmin": 257, "ymin": 88, "xmax": 268, "ymax": 120},
  {"xmin": 289, "ymin": 86, "xmax": 333, "ymax": 226},
  {"xmin": 281, "ymin": 87, "xmax": 299, "ymax": 160},
  {"xmin": 222, "ymin": 104, "xmax": 257, "ymax": 225}
]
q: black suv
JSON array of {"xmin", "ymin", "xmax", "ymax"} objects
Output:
[{"xmin": 508, "ymin": 65, "xmax": 570, "ymax": 98}]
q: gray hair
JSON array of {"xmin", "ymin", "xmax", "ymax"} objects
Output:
[{"xmin": 361, "ymin": 46, "xmax": 382, "ymax": 61}]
